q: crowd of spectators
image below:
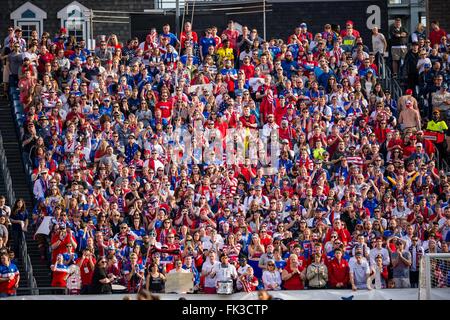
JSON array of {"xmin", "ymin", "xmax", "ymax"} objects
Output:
[{"xmin": 0, "ymin": 16, "xmax": 450, "ymax": 297}]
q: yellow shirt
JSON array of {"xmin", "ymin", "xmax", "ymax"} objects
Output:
[
  {"xmin": 426, "ymin": 120, "xmax": 448, "ymax": 133},
  {"xmin": 216, "ymin": 47, "xmax": 234, "ymax": 66}
]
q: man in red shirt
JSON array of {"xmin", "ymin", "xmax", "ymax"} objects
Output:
[
  {"xmin": 239, "ymin": 105, "xmax": 258, "ymax": 129},
  {"xmin": 222, "ymin": 20, "xmax": 239, "ymax": 50},
  {"xmin": 327, "ymin": 248, "xmax": 350, "ymax": 288},
  {"xmin": 76, "ymin": 248, "xmax": 96, "ymax": 294},
  {"xmin": 239, "ymin": 158, "xmax": 257, "ymax": 182},
  {"xmin": 429, "ymin": 21, "xmax": 447, "ymax": 47},
  {"xmin": 340, "ymin": 20, "xmax": 360, "ymax": 38},
  {"xmin": 180, "ymin": 21, "xmax": 198, "ymax": 51},
  {"xmin": 155, "ymin": 91, "xmax": 172, "ymax": 122},
  {"xmin": 51, "ymin": 224, "xmax": 77, "ymax": 263},
  {"xmin": 324, "ymin": 219, "xmax": 351, "ymax": 246},
  {"xmin": 239, "ymin": 56, "xmax": 255, "ymax": 79}
]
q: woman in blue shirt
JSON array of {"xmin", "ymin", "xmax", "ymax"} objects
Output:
[{"xmin": 9, "ymin": 199, "xmax": 29, "ymax": 258}]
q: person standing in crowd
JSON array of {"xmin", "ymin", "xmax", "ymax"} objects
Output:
[
  {"xmin": 349, "ymin": 252, "xmax": 371, "ymax": 291},
  {"xmin": 145, "ymin": 262, "xmax": 166, "ymax": 293},
  {"xmin": 389, "ymin": 18, "xmax": 409, "ymax": 77},
  {"xmin": 371, "ymin": 27, "xmax": 387, "ymax": 60},
  {"xmin": 90, "ymin": 258, "xmax": 114, "ymax": 294},
  {"xmin": 262, "ymin": 259, "xmax": 282, "ymax": 291},
  {"xmin": 327, "ymin": 247, "xmax": 350, "ymax": 289},
  {"xmin": 9, "ymin": 199, "xmax": 28, "ymax": 258},
  {"xmin": 306, "ymin": 253, "xmax": 328, "ymax": 289},
  {"xmin": 389, "ymin": 238, "xmax": 412, "ymax": 288},
  {"xmin": 0, "ymin": 253, "xmax": 20, "ymax": 297},
  {"xmin": 50, "ymin": 254, "xmax": 69, "ymax": 289},
  {"xmin": 368, "ymin": 254, "xmax": 389, "ymax": 289},
  {"xmin": 429, "ymin": 21, "xmax": 447, "ymax": 47},
  {"xmin": 76, "ymin": 248, "xmax": 96, "ymax": 294}
]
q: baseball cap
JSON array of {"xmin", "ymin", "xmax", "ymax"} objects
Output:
[
  {"xmin": 405, "ymin": 89, "xmax": 413, "ymax": 95},
  {"xmin": 300, "ymin": 23, "xmax": 307, "ymax": 28}
]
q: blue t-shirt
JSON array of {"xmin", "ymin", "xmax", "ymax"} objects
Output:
[
  {"xmin": 161, "ymin": 33, "xmax": 178, "ymax": 47},
  {"xmin": 200, "ymin": 37, "xmax": 216, "ymax": 57}
]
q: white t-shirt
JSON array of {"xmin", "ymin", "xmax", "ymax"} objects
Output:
[
  {"xmin": 372, "ymin": 33, "xmax": 386, "ymax": 54},
  {"xmin": 202, "ymin": 260, "xmax": 220, "ymax": 288},
  {"xmin": 213, "ymin": 263, "xmax": 237, "ymax": 284},
  {"xmin": 369, "ymin": 247, "xmax": 390, "ymax": 266},
  {"xmin": 350, "ymin": 260, "xmax": 370, "ymax": 288},
  {"xmin": 262, "ymin": 270, "xmax": 282, "ymax": 290},
  {"xmin": 392, "ymin": 206, "xmax": 411, "ymax": 220}
]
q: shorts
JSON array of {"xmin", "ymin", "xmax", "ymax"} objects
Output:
[
  {"xmin": 2, "ymin": 65, "xmax": 9, "ymax": 83},
  {"xmin": 391, "ymin": 47, "xmax": 408, "ymax": 61},
  {"xmin": 393, "ymin": 277, "xmax": 411, "ymax": 288}
]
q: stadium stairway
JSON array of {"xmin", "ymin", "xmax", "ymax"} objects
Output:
[{"xmin": 0, "ymin": 96, "xmax": 52, "ymax": 290}]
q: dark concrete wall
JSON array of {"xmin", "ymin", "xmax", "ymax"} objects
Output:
[
  {"xmin": 3, "ymin": 1, "xmax": 388, "ymax": 46},
  {"xmin": 1, "ymin": 0, "xmax": 155, "ymax": 44},
  {"xmin": 427, "ymin": 0, "xmax": 450, "ymax": 33},
  {"xmin": 131, "ymin": 0, "xmax": 388, "ymax": 47}
]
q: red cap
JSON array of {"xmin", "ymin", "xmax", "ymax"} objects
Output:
[
  {"xmin": 405, "ymin": 89, "xmax": 413, "ymax": 95},
  {"xmin": 60, "ymin": 27, "xmax": 67, "ymax": 34},
  {"xmin": 346, "ymin": 20, "xmax": 354, "ymax": 26}
]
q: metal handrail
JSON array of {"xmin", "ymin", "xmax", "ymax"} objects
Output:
[
  {"xmin": 0, "ymin": 133, "xmax": 15, "ymax": 207},
  {"xmin": 377, "ymin": 54, "xmax": 403, "ymax": 102},
  {"xmin": 377, "ymin": 55, "xmax": 450, "ymax": 174},
  {"xmin": 1, "ymin": 102, "xmax": 38, "ymax": 292}
]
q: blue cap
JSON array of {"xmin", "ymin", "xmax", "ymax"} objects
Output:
[{"xmin": 300, "ymin": 23, "xmax": 307, "ymax": 28}]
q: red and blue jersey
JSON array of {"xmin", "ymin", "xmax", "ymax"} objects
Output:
[
  {"xmin": 0, "ymin": 263, "xmax": 19, "ymax": 295},
  {"xmin": 51, "ymin": 263, "xmax": 69, "ymax": 287}
]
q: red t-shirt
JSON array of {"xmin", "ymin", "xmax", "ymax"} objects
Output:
[
  {"xmin": 76, "ymin": 257, "xmax": 97, "ymax": 285},
  {"xmin": 180, "ymin": 31, "xmax": 199, "ymax": 48},
  {"xmin": 429, "ymin": 28, "xmax": 447, "ymax": 46},
  {"xmin": 240, "ymin": 64, "xmax": 255, "ymax": 79},
  {"xmin": 155, "ymin": 101, "xmax": 172, "ymax": 120},
  {"xmin": 51, "ymin": 232, "xmax": 77, "ymax": 263},
  {"xmin": 239, "ymin": 114, "xmax": 257, "ymax": 128},
  {"xmin": 283, "ymin": 261, "xmax": 306, "ymax": 290}
]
